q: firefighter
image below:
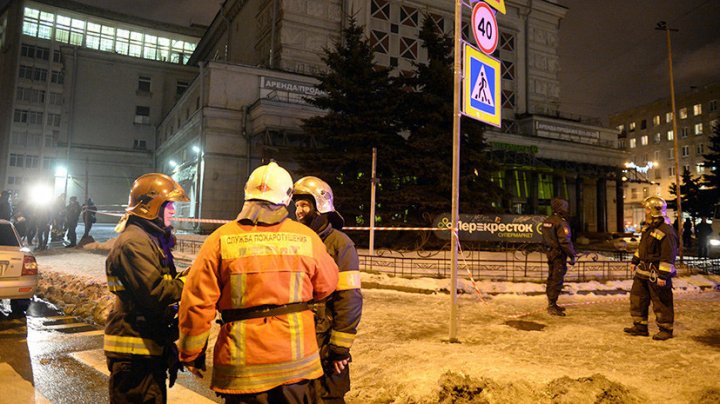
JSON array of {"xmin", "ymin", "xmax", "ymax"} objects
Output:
[
  {"xmin": 293, "ymin": 176, "xmax": 362, "ymax": 404},
  {"xmin": 177, "ymin": 162, "xmax": 338, "ymax": 403},
  {"xmin": 541, "ymin": 197, "xmax": 577, "ymax": 316},
  {"xmin": 624, "ymin": 195, "xmax": 678, "ymax": 341},
  {"xmin": 104, "ymin": 173, "xmax": 189, "ymax": 403}
]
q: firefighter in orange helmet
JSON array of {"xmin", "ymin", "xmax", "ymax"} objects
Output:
[
  {"xmin": 177, "ymin": 161, "xmax": 338, "ymax": 402},
  {"xmin": 293, "ymin": 176, "xmax": 362, "ymax": 403},
  {"xmin": 104, "ymin": 173, "xmax": 189, "ymax": 403}
]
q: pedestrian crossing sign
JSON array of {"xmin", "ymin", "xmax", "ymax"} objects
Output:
[{"xmin": 463, "ymin": 44, "xmax": 501, "ymax": 127}]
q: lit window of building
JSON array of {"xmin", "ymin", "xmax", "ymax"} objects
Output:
[
  {"xmin": 694, "ymin": 123, "xmax": 703, "ymax": 135},
  {"xmin": 679, "ymin": 107, "xmax": 687, "ymax": 119},
  {"xmin": 693, "ymin": 103, "xmax": 702, "ymax": 116}
]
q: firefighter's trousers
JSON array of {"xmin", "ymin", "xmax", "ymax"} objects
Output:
[{"xmin": 630, "ymin": 276, "xmax": 674, "ymax": 330}]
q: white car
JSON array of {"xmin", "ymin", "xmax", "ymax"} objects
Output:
[{"xmin": 0, "ymin": 219, "xmax": 38, "ymax": 314}]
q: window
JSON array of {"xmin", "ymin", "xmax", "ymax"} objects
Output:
[
  {"xmin": 400, "ymin": 5, "xmax": 418, "ymax": 27},
  {"xmin": 133, "ymin": 139, "xmax": 147, "ymax": 150},
  {"xmin": 640, "ymin": 119, "xmax": 647, "ymax": 130},
  {"xmin": 34, "ymin": 67, "xmax": 48, "ymax": 82},
  {"xmin": 371, "ymin": 30, "xmax": 388, "ymax": 54},
  {"xmin": 20, "ymin": 43, "xmax": 49, "ymax": 60},
  {"xmin": 681, "ymin": 127, "xmax": 689, "ymax": 138},
  {"xmin": 51, "ymin": 70, "xmax": 64, "ymax": 84},
  {"xmin": 49, "ymin": 92, "xmax": 63, "ymax": 105},
  {"xmin": 42, "ymin": 156, "xmax": 55, "ymax": 169},
  {"xmin": 629, "ymin": 122, "xmax": 636, "ymax": 131},
  {"xmin": 26, "ymin": 155, "xmax": 39, "ymax": 168},
  {"xmin": 653, "ymin": 115, "xmax": 660, "ymax": 127},
  {"xmin": 697, "ymin": 143, "xmax": 704, "ymax": 155},
  {"xmin": 501, "ymin": 60, "xmax": 515, "ymax": 80},
  {"xmin": 696, "ymin": 164, "xmax": 705, "ymax": 174},
  {"xmin": 176, "ymin": 80, "xmax": 188, "ymax": 97},
  {"xmin": 666, "ymin": 112, "xmax": 673, "ymax": 123},
  {"xmin": 371, "ymin": 0, "xmax": 390, "ymax": 20},
  {"xmin": 134, "ymin": 106, "xmax": 150, "ymax": 125},
  {"xmin": 667, "ymin": 130, "xmax": 674, "ymax": 141},
  {"xmin": 47, "ymin": 113, "xmax": 61, "ymax": 127},
  {"xmin": 710, "ymin": 100, "xmax": 718, "ymax": 112},
  {"xmin": 679, "ymin": 107, "xmax": 687, "ymax": 119},
  {"xmin": 640, "ymin": 135, "xmax": 648, "ymax": 145},
  {"xmin": 138, "ymin": 76, "xmax": 151, "ymax": 92},
  {"xmin": 500, "ymin": 32, "xmax": 515, "ymax": 51},
  {"xmin": 681, "ymin": 145, "xmax": 689, "ymax": 157},
  {"xmin": 502, "ymin": 89, "xmax": 515, "ymax": 109},
  {"xmin": 618, "ymin": 138, "xmax": 625, "ymax": 149},
  {"xmin": 13, "ymin": 109, "xmax": 42, "ymax": 124},
  {"xmin": 399, "ymin": 37, "xmax": 417, "ymax": 60},
  {"xmin": 9, "ymin": 154, "xmax": 22, "ymax": 167},
  {"xmin": 668, "ymin": 148, "xmax": 674, "ymax": 159},
  {"xmin": 693, "ymin": 103, "xmax": 702, "ymax": 116},
  {"xmin": 11, "ymin": 133, "xmax": 27, "ymax": 146},
  {"xmin": 629, "ymin": 138, "xmax": 636, "ymax": 148},
  {"xmin": 616, "ymin": 124, "xmax": 624, "ymax": 133},
  {"xmin": 630, "ymin": 188, "xmax": 638, "ymax": 199},
  {"xmin": 654, "ymin": 150, "xmax": 661, "ymax": 161},
  {"xmin": 694, "ymin": 123, "xmax": 703, "ymax": 135},
  {"xmin": 668, "ymin": 166, "xmax": 675, "ymax": 177},
  {"xmin": 653, "ymin": 132, "xmax": 661, "ymax": 144}
]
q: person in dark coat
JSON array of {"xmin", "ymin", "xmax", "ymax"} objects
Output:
[
  {"xmin": 11, "ymin": 194, "xmax": 28, "ymax": 240},
  {"xmin": 682, "ymin": 217, "xmax": 693, "ymax": 249},
  {"xmin": 35, "ymin": 204, "xmax": 51, "ymax": 250},
  {"xmin": 695, "ymin": 217, "xmax": 713, "ymax": 259},
  {"xmin": 293, "ymin": 176, "xmax": 363, "ymax": 404},
  {"xmin": 104, "ymin": 173, "xmax": 189, "ymax": 403},
  {"xmin": 81, "ymin": 198, "xmax": 97, "ymax": 239},
  {"xmin": 0, "ymin": 191, "xmax": 12, "ymax": 220},
  {"xmin": 541, "ymin": 197, "xmax": 577, "ymax": 316},
  {"xmin": 624, "ymin": 196, "xmax": 678, "ymax": 341},
  {"xmin": 51, "ymin": 193, "xmax": 66, "ymax": 241},
  {"xmin": 64, "ymin": 196, "xmax": 82, "ymax": 247}
]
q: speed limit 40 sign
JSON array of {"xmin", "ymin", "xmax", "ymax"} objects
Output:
[{"xmin": 471, "ymin": 2, "xmax": 498, "ymax": 55}]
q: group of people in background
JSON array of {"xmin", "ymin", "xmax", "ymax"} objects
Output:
[
  {"xmin": 673, "ymin": 216, "xmax": 715, "ymax": 258},
  {"xmin": 0, "ymin": 190, "xmax": 97, "ymax": 250},
  {"xmin": 104, "ymin": 162, "xmax": 362, "ymax": 403}
]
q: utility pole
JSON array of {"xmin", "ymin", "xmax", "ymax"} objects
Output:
[
  {"xmin": 656, "ymin": 21, "xmax": 683, "ymax": 261},
  {"xmin": 449, "ymin": 0, "xmax": 462, "ymax": 343}
]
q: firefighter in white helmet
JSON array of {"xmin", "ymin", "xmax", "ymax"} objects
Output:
[
  {"xmin": 293, "ymin": 176, "xmax": 363, "ymax": 403},
  {"xmin": 624, "ymin": 195, "xmax": 678, "ymax": 340},
  {"xmin": 178, "ymin": 162, "xmax": 338, "ymax": 401},
  {"xmin": 104, "ymin": 173, "xmax": 189, "ymax": 403}
]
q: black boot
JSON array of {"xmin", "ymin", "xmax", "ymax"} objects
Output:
[
  {"xmin": 623, "ymin": 323, "xmax": 649, "ymax": 336},
  {"xmin": 547, "ymin": 304, "xmax": 566, "ymax": 316},
  {"xmin": 652, "ymin": 328, "xmax": 673, "ymax": 341}
]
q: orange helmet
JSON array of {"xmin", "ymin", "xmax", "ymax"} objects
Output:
[{"xmin": 126, "ymin": 173, "xmax": 189, "ymax": 220}]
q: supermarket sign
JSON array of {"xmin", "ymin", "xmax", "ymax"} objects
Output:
[{"xmin": 433, "ymin": 214, "xmax": 545, "ymax": 243}]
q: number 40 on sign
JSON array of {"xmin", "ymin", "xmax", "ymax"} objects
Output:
[{"xmin": 471, "ymin": 1, "xmax": 499, "ymax": 54}]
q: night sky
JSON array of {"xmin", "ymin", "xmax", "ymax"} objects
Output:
[{"xmin": 7, "ymin": 0, "xmax": 720, "ymax": 125}]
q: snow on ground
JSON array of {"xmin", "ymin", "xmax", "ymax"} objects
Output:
[{"xmin": 32, "ymin": 248, "xmax": 720, "ymax": 403}]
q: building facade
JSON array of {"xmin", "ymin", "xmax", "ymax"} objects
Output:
[
  {"xmin": 157, "ymin": 0, "xmax": 626, "ymax": 234},
  {"xmin": 610, "ymin": 83, "xmax": 720, "ymax": 229},
  {"xmin": 0, "ymin": 0, "xmax": 201, "ymax": 216}
]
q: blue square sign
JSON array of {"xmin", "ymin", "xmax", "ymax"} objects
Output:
[{"xmin": 463, "ymin": 44, "xmax": 501, "ymax": 127}]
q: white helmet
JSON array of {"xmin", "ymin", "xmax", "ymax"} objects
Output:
[{"xmin": 244, "ymin": 161, "xmax": 293, "ymax": 206}]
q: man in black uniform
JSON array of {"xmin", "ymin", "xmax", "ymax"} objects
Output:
[
  {"xmin": 294, "ymin": 176, "xmax": 363, "ymax": 404},
  {"xmin": 624, "ymin": 195, "xmax": 678, "ymax": 341},
  {"xmin": 104, "ymin": 173, "xmax": 189, "ymax": 403},
  {"xmin": 541, "ymin": 197, "xmax": 576, "ymax": 316}
]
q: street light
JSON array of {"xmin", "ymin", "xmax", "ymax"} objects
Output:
[{"xmin": 655, "ymin": 20, "xmax": 683, "ymax": 260}]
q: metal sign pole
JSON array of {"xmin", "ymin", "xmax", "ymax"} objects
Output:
[{"xmin": 449, "ymin": 0, "xmax": 462, "ymax": 343}]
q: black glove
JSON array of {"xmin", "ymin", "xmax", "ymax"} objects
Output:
[{"xmin": 167, "ymin": 343, "xmax": 182, "ymax": 388}]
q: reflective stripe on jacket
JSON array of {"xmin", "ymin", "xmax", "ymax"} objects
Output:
[
  {"xmin": 632, "ymin": 221, "xmax": 678, "ymax": 280},
  {"xmin": 103, "ymin": 222, "xmax": 184, "ymax": 359},
  {"xmin": 317, "ymin": 227, "xmax": 362, "ymax": 352},
  {"xmin": 178, "ymin": 218, "xmax": 338, "ymax": 395}
]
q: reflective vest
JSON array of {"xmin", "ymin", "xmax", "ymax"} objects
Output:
[{"xmin": 178, "ymin": 218, "xmax": 338, "ymax": 395}]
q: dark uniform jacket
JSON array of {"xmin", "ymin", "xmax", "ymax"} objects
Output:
[
  {"xmin": 316, "ymin": 224, "xmax": 363, "ymax": 360},
  {"xmin": 104, "ymin": 219, "xmax": 185, "ymax": 359},
  {"xmin": 541, "ymin": 213, "xmax": 576, "ymax": 261},
  {"xmin": 631, "ymin": 220, "xmax": 678, "ymax": 280}
]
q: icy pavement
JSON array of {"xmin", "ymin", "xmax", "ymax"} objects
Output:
[{"xmin": 32, "ymin": 248, "xmax": 720, "ymax": 403}]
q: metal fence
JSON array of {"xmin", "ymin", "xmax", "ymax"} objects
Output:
[{"xmin": 174, "ymin": 237, "xmax": 720, "ymax": 282}]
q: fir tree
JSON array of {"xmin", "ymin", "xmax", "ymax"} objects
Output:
[
  {"xmin": 669, "ymin": 167, "xmax": 709, "ymax": 220},
  {"xmin": 298, "ymin": 17, "xmax": 406, "ymax": 227},
  {"xmin": 399, "ymin": 15, "xmax": 502, "ymax": 225},
  {"xmin": 702, "ymin": 122, "xmax": 720, "ymax": 204}
]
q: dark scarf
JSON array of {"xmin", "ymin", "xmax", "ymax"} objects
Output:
[
  {"xmin": 127, "ymin": 215, "xmax": 177, "ymax": 272},
  {"xmin": 300, "ymin": 211, "xmax": 332, "ymax": 240}
]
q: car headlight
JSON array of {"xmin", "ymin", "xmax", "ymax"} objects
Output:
[{"xmin": 709, "ymin": 239, "xmax": 720, "ymax": 247}]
